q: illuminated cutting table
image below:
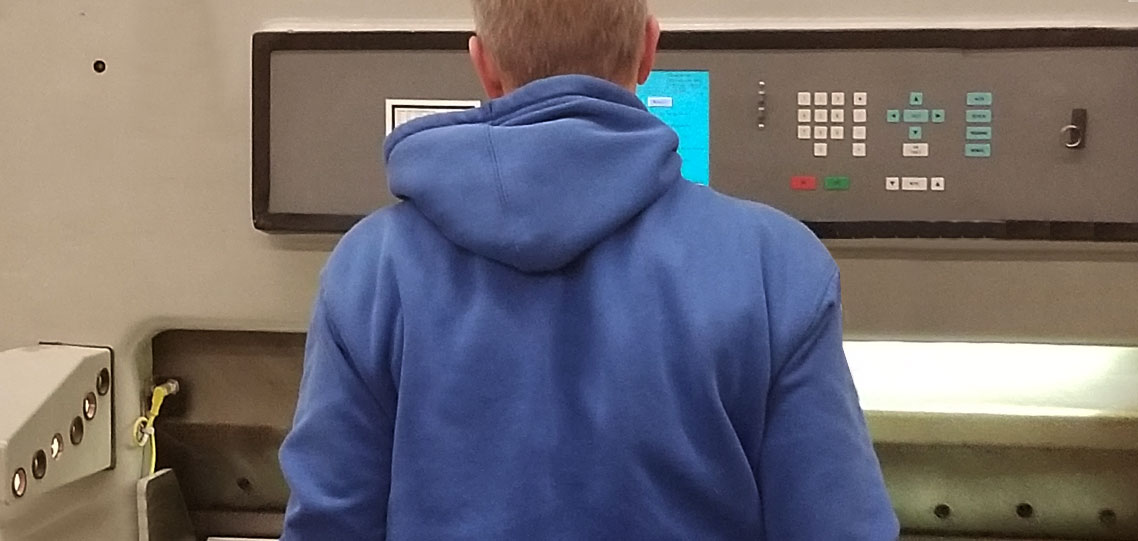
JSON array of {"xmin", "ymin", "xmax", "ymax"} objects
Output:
[
  {"xmin": 849, "ymin": 342, "xmax": 1138, "ymax": 447},
  {"xmin": 143, "ymin": 332, "xmax": 1138, "ymax": 540},
  {"xmin": 847, "ymin": 341, "xmax": 1138, "ymax": 540}
]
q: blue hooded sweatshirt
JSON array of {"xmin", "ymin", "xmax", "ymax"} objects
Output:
[{"xmin": 280, "ymin": 75, "xmax": 898, "ymax": 540}]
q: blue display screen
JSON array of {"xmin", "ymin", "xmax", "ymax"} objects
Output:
[{"xmin": 635, "ymin": 71, "xmax": 711, "ymax": 185}]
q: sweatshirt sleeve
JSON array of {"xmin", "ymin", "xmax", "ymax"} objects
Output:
[
  {"xmin": 279, "ymin": 289, "xmax": 398, "ymax": 541},
  {"xmin": 758, "ymin": 272, "xmax": 899, "ymax": 540}
]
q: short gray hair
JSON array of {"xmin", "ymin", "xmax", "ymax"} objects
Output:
[{"xmin": 471, "ymin": 0, "xmax": 649, "ymax": 87}]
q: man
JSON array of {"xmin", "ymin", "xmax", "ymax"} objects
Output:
[{"xmin": 279, "ymin": 0, "xmax": 899, "ymax": 538}]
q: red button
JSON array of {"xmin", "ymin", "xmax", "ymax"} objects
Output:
[{"xmin": 791, "ymin": 176, "xmax": 817, "ymax": 191}]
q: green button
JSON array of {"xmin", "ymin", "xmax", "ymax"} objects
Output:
[
  {"xmin": 966, "ymin": 109, "xmax": 992, "ymax": 123},
  {"xmin": 909, "ymin": 126, "xmax": 923, "ymax": 140},
  {"xmin": 965, "ymin": 143, "xmax": 992, "ymax": 157},
  {"xmin": 824, "ymin": 176, "xmax": 851, "ymax": 191},
  {"xmin": 910, "ymin": 92, "xmax": 924, "ymax": 106},
  {"xmin": 903, "ymin": 109, "xmax": 930, "ymax": 123},
  {"xmin": 966, "ymin": 126, "xmax": 993, "ymax": 140},
  {"xmin": 967, "ymin": 92, "xmax": 993, "ymax": 106},
  {"xmin": 932, "ymin": 110, "xmax": 946, "ymax": 123},
  {"xmin": 886, "ymin": 110, "xmax": 901, "ymax": 123}
]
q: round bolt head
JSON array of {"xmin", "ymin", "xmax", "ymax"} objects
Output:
[
  {"xmin": 50, "ymin": 434, "xmax": 64, "ymax": 459},
  {"xmin": 96, "ymin": 368, "xmax": 111, "ymax": 396},
  {"xmin": 70, "ymin": 416, "xmax": 85, "ymax": 445},
  {"xmin": 83, "ymin": 393, "xmax": 97, "ymax": 420},
  {"xmin": 12, "ymin": 469, "xmax": 27, "ymax": 498},
  {"xmin": 31, "ymin": 450, "xmax": 47, "ymax": 480}
]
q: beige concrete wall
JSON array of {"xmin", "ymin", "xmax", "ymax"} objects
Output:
[{"xmin": 2, "ymin": 1, "xmax": 1137, "ymax": 539}]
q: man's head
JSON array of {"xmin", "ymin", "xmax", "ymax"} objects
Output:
[{"xmin": 469, "ymin": 0, "xmax": 660, "ymax": 98}]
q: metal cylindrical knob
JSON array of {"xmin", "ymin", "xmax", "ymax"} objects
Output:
[{"xmin": 1061, "ymin": 124, "xmax": 1083, "ymax": 149}]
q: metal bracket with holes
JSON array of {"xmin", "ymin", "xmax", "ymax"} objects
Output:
[{"xmin": 0, "ymin": 345, "xmax": 114, "ymax": 507}]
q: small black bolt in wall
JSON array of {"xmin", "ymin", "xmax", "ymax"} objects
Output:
[
  {"xmin": 236, "ymin": 477, "xmax": 254, "ymax": 493},
  {"xmin": 934, "ymin": 504, "xmax": 952, "ymax": 520},
  {"xmin": 93, "ymin": 60, "xmax": 106, "ymax": 73},
  {"xmin": 1100, "ymin": 509, "xmax": 1118, "ymax": 526},
  {"xmin": 1016, "ymin": 503, "xmax": 1035, "ymax": 519}
]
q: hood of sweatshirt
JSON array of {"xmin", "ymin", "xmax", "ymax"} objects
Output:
[{"xmin": 383, "ymin": 75, "xmax": 683, "ymax": 273}]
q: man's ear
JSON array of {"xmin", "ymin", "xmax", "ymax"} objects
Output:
[
  {"xmin": 469, "ymin": 35, "xmax": 507, "ymax": 99},
  {"xmin": 636, "ymin": 16, "xmax": 661, "ymax": 86}
]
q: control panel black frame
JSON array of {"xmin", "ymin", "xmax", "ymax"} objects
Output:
[{"xmin": 252, "ymin": 28, "xmax": 1138, "ymax": 241}]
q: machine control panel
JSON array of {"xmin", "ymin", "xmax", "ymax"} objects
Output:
[
  {"xmin": 785, "ymin": 88, "xmax": 994, "ymax": 188},
  {"xmin": 253, "ymin": 30, "xmax": 1138, "ymax": 240}
]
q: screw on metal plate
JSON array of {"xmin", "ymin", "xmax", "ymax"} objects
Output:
[
  {"xmin": 83, "ymin": 392, "xmax": 97, "ymax": 420},
  {"xmin": 96, "ymin": 368, "xmax": 111, "ymax": 396},
  {"xmin": 31, "ymin": 450, "xmax": 47, "ymax": 480},
  {"xmin": 12, "ymin": 468, "xmax": 27, "ymax": 498},
  {"xmin": 70, "ymin": 416, "xmax": 85, "ymax": 445},
  {"xmin": 51, "ymin": 433, "xmax": 64, "ymax": 459}
]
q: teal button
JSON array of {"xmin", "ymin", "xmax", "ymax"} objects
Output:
[
  {"xmin": 910, "ymin": 92, "xmax": 924, "ymax": 106},
  {"xmin": 932, "ymin": 110, "xmax": 946, "ymax": 123},
  {"xmin": 966, "ymin": 126, "xmax": 993, "ymax": 140},
  {"xmin": 965, "ymin": 143, "xmax": 992, "ymax": 157},
  {"xmin": 903, "ymin": 109, "xmax": 930, "ymax": 123},
  {"xmin": 886, "ymin": 110, "xmax": 901, "ymax": 123},
  {"xmin": 966, "ymin": 109, "xmax": 992, "ymax": 123},
  {"xmin": 909, "ymin": 126, "xmax": 923, "ymax": 140},
  {"xmin": 824, "ymin": 176, "xmax": 851, "ymax": 191},
  {"xmin": 967, "ymin": 92, "xmax": 993, "ymax": 106}
]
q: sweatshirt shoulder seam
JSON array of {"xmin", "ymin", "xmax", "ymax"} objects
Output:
[
  {"xmin": 317, "ymin": 279, "xmax": 391, "ymax": 413},
  {"xmin": 772, "ymin": 268, "xmax": 841, "ymax": 383}
]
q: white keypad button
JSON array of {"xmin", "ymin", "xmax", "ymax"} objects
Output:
[
  {"xmin": 831, "ymin": 92, "xmax": 846, "ymax": 106},
  {"xmin": 798, "ymin": 125, "xmax": 812, "ymax": 140},
  {"xmin": 798, "ymin": 92, "xmax": 812, "ymax": 106},
  {"xmin": 854, "ymin": 92, "xmax": 869, "ymax": 106},
  {"xmin": 852, "ymin": 142, "xmax": 867, "ymax": 157},
  {"xmin": 903, "ymin": 143, "xmax": 930, "ymax": 157},
  {"xmin": 932, "ymin": 177, "xmax": 946, "ymax": 191},
  {"xmin": 814, "ymin": 143, "xmax": 829, "ymax": 157},
  {"xmin": 798, "ymin": 109, "xmax": 812, "ymax": 122},
  {"xmin": 814, "ymin": 126, "xmax": 828, "ymax": 139},
  {"xmin": 902, "ymin": 177, "xmax": 929, "ymax": 191},
  {"xmin": 814, "ymin": 109, "xmax": 828, "ymax": 123},
  {"xmin": 886, "ymin": 177, "xmax": 901, "ymax": 191},
  {"xmin": 853, "ymin": 126, "xmax": 868, "ymax": 140},
  {"xmin": 831, "ymin": 109, "xmax": 845, "ymax": 123},
  {"xmin": 853, "ymin": 109, "xmax": 868, "ymax": 123},
  {"xmin": 830, "ymin": 126, "xmax": 845, "ymax": 140},
  {"xmin": 814, "ymin": 92, "xmax": 828, "ymax": 106}
]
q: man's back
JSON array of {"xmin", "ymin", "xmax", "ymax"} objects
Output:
[{"xmin": 279, "ymin": 76, "xmax": 897, "ymax": 539}]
